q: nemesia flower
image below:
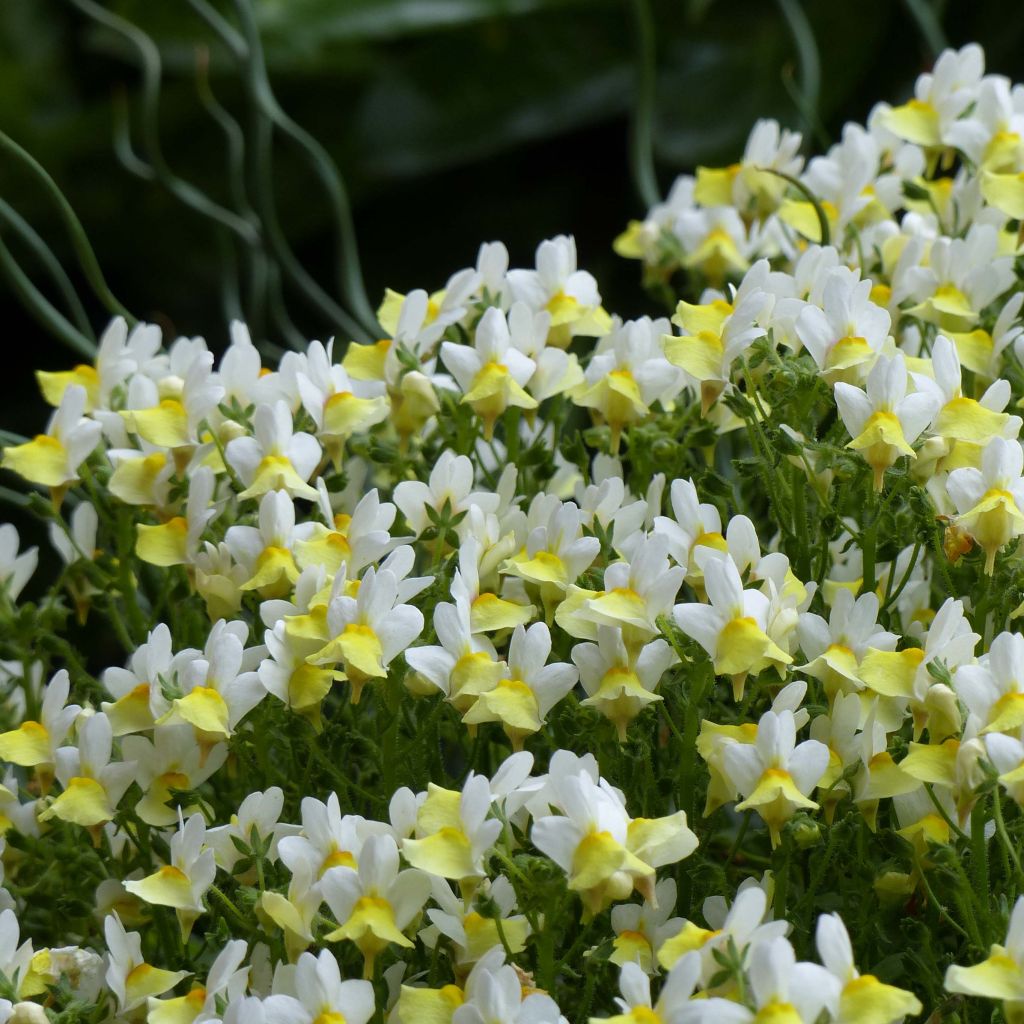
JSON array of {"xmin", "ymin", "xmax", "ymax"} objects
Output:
[
  {"xmin": 310, "ymin": 563, "xmax": 425, "ymax": 703},
  {"xmin": 816, "ymin": 912, "xmax": 922, "ymax": 1023},
  {"xmin": 393, "ymin": 449, "xmax": 498, "ymax": 537},
  {"xmin": 874, "ymin": 42, "xmax": 984, "ymax": 148},
  {"xmin": 573, "ymin": 627, "xmax": 676, "ymax": 741},
  {"xmin": 441, "ymin": 305, "xmax": 538, "ymax": 440},
  {"xmin": 0, "ymin": 524, "xmax": 37, "ymax": 603},
  {"xmin": 946, "ymin": 895, "xmax": 1024, "ymax": 1018},
  {"xmin": 321, "ymin": 833, "xmax": 431, "ymax": 977},
  {"xmin": 573, "ymin": 316, "xmax": 681, "ymax": 449},
  {"xmin": 120, "ymin": 350, "xmax": 222, "ymax": 461},
  {"xmin": 447, "ymin": 949, "xmax": 568, "ymax": 1024},
  {"xmin": 400, "ymin": 773, "xmax": 502, "ymax": 882},
  {"xmin": 425, "ymin": 875, "xmax": 530, "ymax": 966},
  {"xmin": 121, "ymin": 725, "xmax": 227, "ymax": 826},
  {"xmin": 607, "ymin": 878, "xmax": 684, "ymax": 975},
  {"xmin": 795, "ymin": 271, "xmax": 890, "ymax": 381},
  {"xmin": 225, "ymin": 400, "xmax": 321, "ymax": 502},
  {"xmin": 405, "ymin": 593, "xmax": 507, "ymax": 712},
  {"xmin": 576, "ymin": 536, "xmax": 684, "ymax": 651},
  {"xmin": 674, "ymin": 551, "xmax": 792, "ymax": 699},
  {"xmin": 0, "ymin": 670, "xmax": 79, "ymax": 792},
  {"xmin": 947, "ymin": 436, "xmax": 1024, "ymax": 572},
  {"xmin": 157, "ymin": 617, "xmax": 265, "ymax": 744},
  {"xmin": 225, "ymin": 489, "xmax": 302, "ymax": 598},
  {"xmin": 461, "ymin": 622, "xmax": 577, "ymax": 749},
  {"xmin": 834, "ymin": 353, "xmax": 937, "ymax": 490},
  {"xmin": 506, "ymin": 234, "xmax": 611, "ymax": 346},
  {"xmin": 135, "ymin": 464, "xmax": 218, "ymax": 568},
  {"xmin": 262, "ymin": 949, "xmax": 374, "ymax": 1024},
  {"xmin": 596, "ymin": 956, "xmax": 746, "ymax": 1024},
  {"xmin": 146, "ymin": 939, "xmax": 248, "ymax": 1024},
  {"xmin": 1, "ymin": 385, "xmax": 101, "ymax": 495},
  {"xmin": 722, "ymin": 709, "xmax": 829, "ymax": 847},
  {"xmin": 663, "ymin": 287, "xmax": 768, "ymax": 414},
  {"xmin": 39, "ymin": 712, "xmax": 135, "ymax": 832},
  {"xmin": 124, "ymin": 813, "xmax": 216, "ymax": 940},
  {"xmin": 530, "ymin": 768, "xmax": 697, "ymax": 918},
  {"xmin": 104, "ymin": 913, "xmax": 189, "ymax": 1014},
  {"xmin": 657, "ymin": 883, "xmax": 786, "ymax": 977},
  {"xmin": 296, "ymin": 340, "xmax": 389, "ymax": 464}
]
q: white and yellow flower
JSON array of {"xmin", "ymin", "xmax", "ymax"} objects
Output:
[
  {"xmin": 573, "ymin": 317, "xmax": 682, "ymax": 449},
  {"xmin": 946, "ymin": 895, "xmax": 1024, "ymax": 1021},
  {"xmin": 321, "ymin": 833, "xmax": 431, "ymax": 977},
  {"xmin": 39, "ymin": 712, "xmax": 135, "ymax": 832},
  {"xmin": 674, "ymin": 552, "xmax": 792, "ymax": 699},
  {"xmin": 226, "ymin": 400, "xmax": 321, "ymax": 502},
  {"xmin": 1, "ymin": 385, "xmax": 101, "ymax": 495},
  {"xmin": 309, "ymin": 564, "xmax": 425, "ymax": 704},
  {"xmin": 947, "ymin": 436, "xmax": 1024, "ymax": 573},
  {"xmin": 461, "ymin": 622, "xmax": 578, "ymax": 749},
  {"xmin": 103, "ymin": 913, "xmax": 189, "ymax": 1015},
  {"xmin": 124, "ymin": 813, "xmax": 216, "ymax": 940},
  {"xmin": 441, "ymin": 305, "xmax": 538, "ymax": 440},
  {"xmin": 817, "ymin": 912, "xmax": 922, "ymax": 1024},
  {"xmin": 722, "ymin": 709, "xmax": 829, "ymax": 847},
  {"xmin": 834, "ymin": 353, "xmax": 937, "ymax": 491},
  {"xmin": 573, "ymin": 627, "xmax": 675, "ymax": 742},
  {"xmin": 0, "ymin": 669, "xmax": 80, "ymax": 793}
]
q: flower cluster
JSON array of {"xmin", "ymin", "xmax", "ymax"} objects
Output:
[{"xmin": 4, "ymin": 39, "xmax": 1024, "ymax": 1024}]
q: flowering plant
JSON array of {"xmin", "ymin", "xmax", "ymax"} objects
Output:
[{"xmin": 6, "ymin": 36, "xmax": 1024, "ymax": 1024}]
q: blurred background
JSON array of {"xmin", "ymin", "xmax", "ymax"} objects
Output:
[{"xmin": 1, "ymin": 0, "xmax": 1021, "ymax": 547}]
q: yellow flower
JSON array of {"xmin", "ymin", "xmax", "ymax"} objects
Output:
[{"xmin": 947, "ymin": 436, "xmax": 1024, "ymax": 573}]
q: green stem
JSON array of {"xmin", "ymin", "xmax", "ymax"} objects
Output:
[
  {"xmin": 913, "ymin": 851, "xmax": 970, "ymax": 941},
  {"xmin": 0, "ymin": 230, "xmax": 95, "ymax": 357},
  {"xmin": 626, "ymin": 0, "xmax": 659, "ymax": 208},
  {"xmin": 209, "ymin": 883, "xmax": 253, "ymax": 933},
  {"xmin": 971, "ymin": 797, "xmax": 990, "ymax": 931},
  {"xmin": 0, "ymin": 128, "xmax": 134, "ymax": 323}
]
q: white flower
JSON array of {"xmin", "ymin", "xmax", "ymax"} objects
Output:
[
  {"xmin": 394, "ymin": 450, "xmax": 498, "ymax": 536},
  {"xmin": 450, "ymin": 950, "xmax": 567, "ymax": 1024},
  {"xmin": 49, "ymin": 501, "xmax": 97, "ymax": 567},
  {"xmin": 441, "ymin": 305, "xmax": 539, "ymax": 438},
  {"xmin": 104, "ymin": 913, "xmax": 188, "ymax": 1014},
  {"xmin": 296, "ymin": 340, "xmax": 388, "ymax": 455},
  {"xmin": 310, "ymin": 564, "xmax": 425, "ymax": 704},
  {"xmin": 722, "ymin": 709, "xmax": 829, "ymax": 847},
  {"xmin": 401, "ymin": 772, "xmax": 503, "ymax": 881},
  {"xmin": 1, "ymin": 385, "xmax": 101, "ymax": 490},
  {"xmin": 120, "ymin": 724, "xmax": 227, "ymax": 826},
  {"xmin": 320, "ymin": 833, "xmax": 431, "ymax": 976},
  {"xmin": 462, "ymin": 621, "xmax": 578, "ymax": 748},
  {"xmin": 147, "ymin": 939, "xmax": 249, "ymax": 1024},
  {"xmin": 207, "ymin": 786, "xmax": 298, "ymax": 872},
  {"xmin": 506, "ymin": 234, "xmax": 609, "ymax": 343},
  {"xmin": 575, "ymin": 316, "xmax": 682, "ymax": 446},
  {"xmin": 834, "ymin": 353, "xmax": 937, "ymax": 490},
  {"xmin": 0, "ymin": 525, "xmax": 37, "ymax": 603},
  {"xmin": 157, "ymin": 618, "xmax": 266, "ymax": 742},
  {"xmin": 226, "ymin": 400, "xmax": 321, "ymax": 501},
  {"xmin": 263, "ymin": 949, "xmax": 374, "ymax": 1024},
  {"xmin": 673, "ymin": 552, "xmax": 792, "ymax": 699},
  {"xmin": 124, "ymin": 812, "xmax": 216, "ymax": 940},
  {"xmin": 573, "ymin": 627, "xmax": 676, "ymax": 742},
  {"xmin": 794, "ymin": 270, "xmax": 889, "ymax": 379},
  {"xmin": 39, "ymin": 712, "xmax": 136, "ymax": 830},
  {"xmin": 947, "ymin": 436, "xmax": 1024, "ymax": 572}
]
